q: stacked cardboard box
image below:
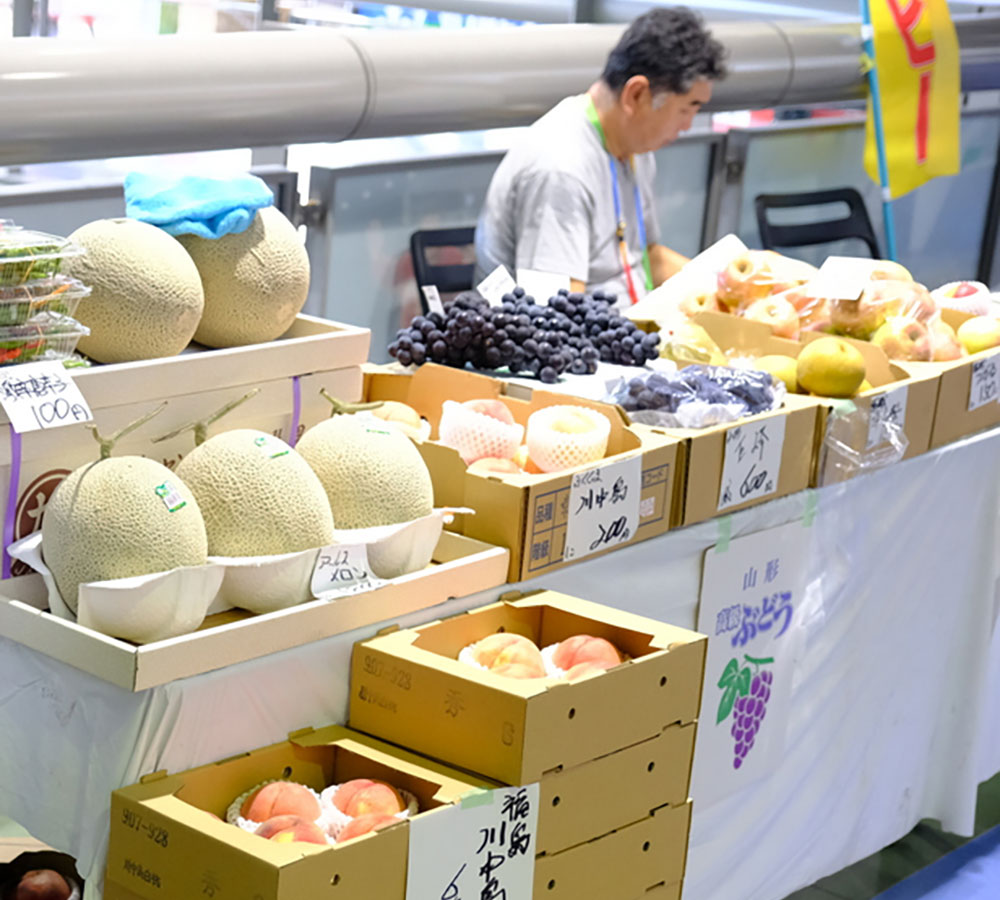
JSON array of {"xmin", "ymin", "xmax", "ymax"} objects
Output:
[{"xmin": 349, "ymin": 590, "xmax": 708, "ymax": 900}]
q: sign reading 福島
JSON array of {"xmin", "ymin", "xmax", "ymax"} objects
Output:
[{"xmin": 693, "ymin": 521, "xmax": 811, "ymax": 805}]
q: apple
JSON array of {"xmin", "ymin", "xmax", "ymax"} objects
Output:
[
  {"xmin": 871, "ymin": 317, "xmax": 932, "ymax": 362},
  {"xmin": 932, "ymin": 280, "xmax": 992, "ymax": 316},
  {"xmin": 956, "ymin": 316, "xmax": 1000, "ymax": 355},
  {"xmin": 798, "ymin": 297, "xmax": 833, "ymax": 334},
  {"xmin": 930, "ymin": 319, "xmax": 965, "ymax": 361},
  {"xmin": 743, "ymin": 296, "xmax": 800, "ymax": 340},
  {"xmin": 679, "ymin": 291, "xmax": 721, "ymax": 318},
  {"xmin": 717, "ymin": 251, "xmax": 773, "ymax": 309},
  {"xmin": 831, "ymin": 296, "xmax": 897, "ymax": 341},
  {"xmin": 869, "ymin": 259, "xmax": 913, "ymax": 282},
  {"xmin": 952, "ymin": 282, "xmax": 981, "ymax": 298}
]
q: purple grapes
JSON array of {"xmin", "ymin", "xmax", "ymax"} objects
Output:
[{"xmin": 730, "ymin": 667, "xmax": 772, "ymax": 769}]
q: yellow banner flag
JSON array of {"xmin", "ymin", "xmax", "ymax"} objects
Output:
[{"xmin": 864, "ymin": 0, "xmax": 961, "ymax": 199}]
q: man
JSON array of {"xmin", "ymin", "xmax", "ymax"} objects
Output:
[{"xmin": 474, "ymin": 7, "xmax": 726, "ymax": 306}]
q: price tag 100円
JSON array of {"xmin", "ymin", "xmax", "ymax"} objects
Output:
[{"xmin": 0, "ymin": 361, "xmax": 93, "ymax": 433}]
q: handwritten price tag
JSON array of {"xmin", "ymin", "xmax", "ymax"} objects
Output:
[
  {"xmin": 406, "ymin": 785, "xmax": 538, "ymax": 900},
  {"xmin": 421, "ymin": 285, "xmax": 445, "ymax": 315},
  {"xmin": 476, "ymin": 265, "xmax": 517, "ymax": 308},
  {"xmin": 866, "ymin": 385, "xmax": 908, "ymax": 450},
  {"xmin": 968, "ymin": 354, "xmax": 1000, "ymax": 412},
  {"xmin": 0, "ymin": 361, "xmax": 93, "ymax": 433},
  {"xmin": 311, "ymin": 544, "xmax": 386, "ymax": 599},
  {"xmin": 563, "ymin": 455, "xmax": 642, "ymax": 562},
  {"xmin": 718, "ymin": 417, "xmax": 787, "ymax": 512}
]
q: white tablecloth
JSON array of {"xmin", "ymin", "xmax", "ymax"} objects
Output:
[{"xmin": 2, "ymin": 428, "xmax": 1000, "ymax": 900}]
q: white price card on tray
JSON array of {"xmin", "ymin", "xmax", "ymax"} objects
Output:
[
  {"xmin": 311, "ymin": 544, "xmax": 386, "ymax": 599},
  {"xmin": 406, "ymin": 785, "xmax": 539, "ymax": 900},
  {"xmin": 563, "ymin": 455, "xmax": 642, "ymax": 563},
  {"xmin": 476, "ymin": 265, "xmax": 517, "ymax": 307},
  {"xmin": 0, "ymin": 361, "xmax": 93, "ymax": 433},
  {"xmin": 421, "ymin": 284, "xmax": 445, "ymax": 315},
  {"xmin": 866, "ymin": 385, "xmax": 908, "ymax": 450},
  {"xmin": 804, "ymin": 256, "xmax": 881, "ymax": 301},
  {"xmin": 718, "ymin": 416, "xmax": 787, "ymax": 511},
  {"xmin": 968, "ymin": 353, "xmax": 1000, "ymax": 411},
  {"xmin": 516, "ymin": 268, "xmax": 570, "ymax": 302}
]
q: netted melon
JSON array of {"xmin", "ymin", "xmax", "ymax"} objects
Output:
[
  {"xmin": 178, "ymin": 206, "xmax": 310, "ymax": 348},
  {"xmin": 296, "ymin": 414, "xmax": 434, "ymax": 529},
  {"xmin": 174, "ymin": 429, "xmax": 333, "ymax": 557},
  {"xmin": 41, "ymin": 457, "xmax": 208, "ymax": 614},
  {"xmin": 63, "ymin": 218, "xmax": 204, "ymax": 363}
]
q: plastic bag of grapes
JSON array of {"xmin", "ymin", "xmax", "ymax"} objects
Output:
[{"xmin": 607, "ymin": 365, "xmax": 785, "ymax": 429}]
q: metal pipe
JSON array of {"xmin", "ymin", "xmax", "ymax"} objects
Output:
[{"xmin": 1, "ymin": 17, "xmax": 999, "ymax": 166}]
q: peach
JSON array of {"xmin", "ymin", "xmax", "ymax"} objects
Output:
[
  {"xmin": 490, "ymin": 660, "xmax": 545, "ymax": 678},
  {"xmin": 564, "ymin": 662, "xmax": 611, "ymax": 682},
  {"xmin": 255, "ymin": 815, "xmax": 328, "ymax": 844},
  {"xmin": 871, "ymin": 317, "xmax": 933, "ymax": 362},
  {"xmin": 553, "ymin": 635, "xmax": 623, "ymax": 673},
  {"xmin": 14, "ymin": 871, "xmax": 72, "ymax": 900},
  {"xmin": 463, "ymin": 399, "xmax": 515, "ymax": 425},
  {"xmin": 336, "ymin": 813, "xmax": 402, "ymax": 843},
  {"xmin": 332, "ymin": 779, "xmax": 406, "ymax": 817},
  {"xmin": 743, "ymin": 296, "xmax": 800, "ymax": 340},
  {"xmin": 468, "ymin": 457, "xmax": 521, "ymax": 476},
  {"xmin": 370, "ymin": 401, "xmax": 424, "ymax": 441},
  {"xmin": 513, "ymin": 445, "xmax": 543, "ymax": 473},
  {"xmin": 241, "ymin": 782, "xmax": 321, "ymax": 823},
  {"xmin": 471, "ymin": 633, "xmax": 538, "ymax": 668}
]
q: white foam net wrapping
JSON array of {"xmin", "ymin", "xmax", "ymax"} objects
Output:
[
  {"xmin": 439, "ymin": 400, "xmax": 524, "ymax": 464},
  {"xmin": 525, "ymin": 406, "xmax": 611, "ymax": 473}
]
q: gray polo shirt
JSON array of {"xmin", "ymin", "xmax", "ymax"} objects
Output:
[{"xmin": 474, "ymin": 94, "xmax": 660, "ymax": 302}]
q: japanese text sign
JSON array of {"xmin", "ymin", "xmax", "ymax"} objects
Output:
[
  {"xmin": 563, "ymin": 455, "xmax": 641, "ymax": 562},
  {"xmin": 311, "ymin": 543, "xmax": 386, "ymax": 599},
  {"xmin": 718, "ymin": 417, "xmax": 786, "ymax": 512},
  {"xmin": 406, "ymin": 785, "xmax": 539, "ymax": 900},
  {"xmin": 0, "ymin": 361, "xmax": 93, "ymax": 434}
]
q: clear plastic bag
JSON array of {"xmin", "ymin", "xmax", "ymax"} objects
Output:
[
  {"xmin": 818, "ymin": 398, "xmax": 909, "ymax": 484},
  {"xmin": 716, "ymin": 250, "xmax": 818, "ymax": 312},
  {"xmin": 606, "ymin": 365, "xmax": 786, "ymax": 429}
]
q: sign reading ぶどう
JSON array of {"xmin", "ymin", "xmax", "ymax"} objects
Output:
[{"xmin": 693, "ymin": 521, "xmax": 812, "ymax": 806}]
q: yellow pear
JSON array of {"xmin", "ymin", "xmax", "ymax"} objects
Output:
[
  {"xmin": 753, "ymin": 355, "xmax": 798, "ymax": 394},
  {"xmin": 956, "ymin": 316, "xmax": 1000, "ymax": 355},
  {"xmin": 796, "ymin": 338, "xmax": 867, "ymax": 398}
]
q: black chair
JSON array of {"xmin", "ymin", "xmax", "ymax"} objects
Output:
[
  {"xmin": 754, "ymin": 188, "xmax": 881, "ymax": 259},
  {"xmin": 409, "ymin": 227, "xmax": 476, "ymax": 310}
]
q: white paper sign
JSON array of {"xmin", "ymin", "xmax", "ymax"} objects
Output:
[
  {"xmin": 718, "ymin": 416, "xmax": 787, "ymax": 511},
  {"xmin": 406, "ymin": 785, "xmax": 539, "ymax": 900},
  {"xmin": 476, "ymin": 265, "xmax": 517, "ymax": 307},
  {"xmin": 516, "ymin": 268, "xmax": 570, "ymax": 302},
  {"xmin": 310, "ymin": 544, "xmax": 386, "ymax": 598},
  {"xmin": 0, "ymin": 361, "xmax": 93, "ymax": 433},
  {"xmin": 421, "ymin": 284, "xmax": 445, "ymax": 315},
  {"xmin": 804, "ymin": 256, "xmax": 881, "ymax": 301},
  {"xmin": 563, "ymin": 455, "xmax": 642, "ymax": 562},
  {"xmin": 968, "ymin": 353, "xmax": 1000, "ymax": 411},
  {"xmin": 866, "ymin": 385, "xmax": 908, "ymax": 449},
  {"xmin": 693, "ymin": 521, "xmax": 811, "ymax": 806}
]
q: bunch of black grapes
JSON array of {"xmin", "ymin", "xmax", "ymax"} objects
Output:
[{"xmin": 388, "ymin": 287, "xmax": 660, "ymax": 384}]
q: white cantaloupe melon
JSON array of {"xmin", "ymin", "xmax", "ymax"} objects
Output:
[
  {"xmin": 174, "ymin": 429, "xmax": 333, "ymax": 557},
  {"xmin": 62, "ymin": 218, "xmax": 204, "ymax": 363},
  {"xmin": 178, "ymin": 206, "xmax": 310, "ymax": 348},
  {"xmin": 296, "ymin": 415, "xmax": 434, "ymax": 529},
  {"xmin": 41, "ymin": 457, "xmax": 208, "ymax": 614}
]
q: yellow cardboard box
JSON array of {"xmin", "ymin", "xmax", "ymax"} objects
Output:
[
  {"xmin": 349, "ymin": 590, "xmax": 707, "ymax": 786},
  {"xmin": 105, "ymin": 725, "xmax": 488, "ymax": 900},
  {"xmin": 364, "ymin": 364, "xmax": 682, "ymax": 581}
]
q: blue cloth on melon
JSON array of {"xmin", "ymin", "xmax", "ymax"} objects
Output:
[{"xmin": 124, "ymin": 172, "xmax": 274, "ymax": 239}]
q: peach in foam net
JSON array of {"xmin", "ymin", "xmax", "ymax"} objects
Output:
[
  {"xmin": 525, "ymin": 405, "xmax": 611, "ymax": 473},
  {"xmin": 439, "ymin": 399, "xmax": 524, "ymax": 465},
  {"xmin": 254, "ymin": 815, "xmax": 329, "ymax": 844},
  {"xmin": 332, "ymin": 779, "xmax": 406, "ymax": 817},
  {"xmin": 240, "ymin": 781, "xmax": 321, "ymax": 823}
]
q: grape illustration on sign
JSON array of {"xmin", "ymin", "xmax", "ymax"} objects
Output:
[{"xmin": 716, "ymin": 655, "xmax": 773, "ymax": 769}]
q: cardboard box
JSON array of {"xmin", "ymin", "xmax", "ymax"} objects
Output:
[
  {"xmin": 105, "ymin": 725, "xmax": 488, "ymax": 900},
  {"xmin": 349, "ymin": 590, "xmax": 707, "ymax": 786},
  {"xmin": 908, "ymin": 309, "xmax": 1000, "ymax": 449},
  {"xmin": 0, "ymin": 837, "xmax": 83, "ymax": 899},
  {"xmin": 536, "ymin": 722, "xmax": 695, "ymax": 856},
  {"xmin": 0, "ymin": 314, "xmax": 370, "ymax": 607},
  {"xmin": 534, "ymin": 802, "xmax": 692, "ymax": 900},
  {"xmin": 364, "ymin": 364, "xmax": 682, "ymax": 582},
  {"xmin": 0, "ymin": 531, "xmax": 508, "ymax": 691}
]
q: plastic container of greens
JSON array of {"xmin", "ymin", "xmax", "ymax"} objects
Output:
[
  {"xmin": 0, "ymin": 313, "xmax": 90, "ymax": 366},
  {"xmin": 0, "ymin": 229, "xmax": 85, "ymax": 286},
  {"xmin": 0, "ymin": 276, "xmax": 91, "ymax": 327}
]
